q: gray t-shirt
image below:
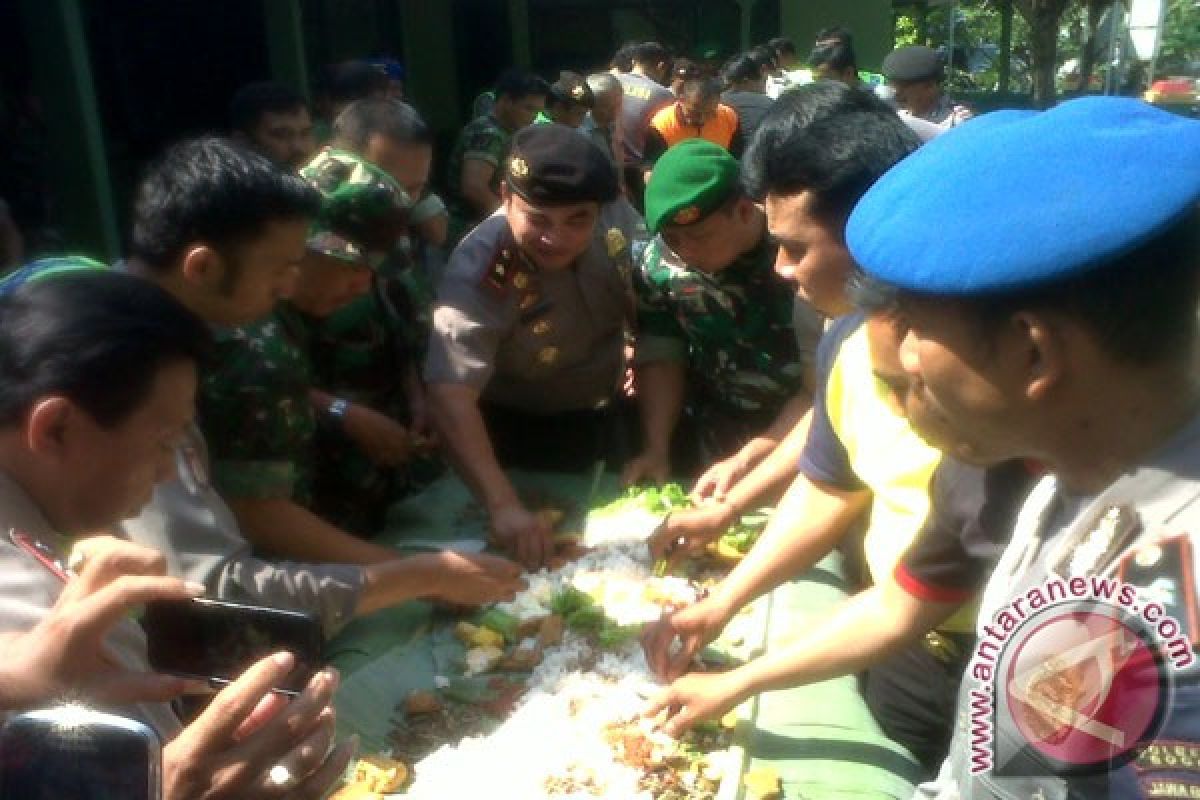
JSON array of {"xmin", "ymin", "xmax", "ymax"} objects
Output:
[{"xmin": 616, "ymin": 72, "xmax": 674, "ymax": 163}]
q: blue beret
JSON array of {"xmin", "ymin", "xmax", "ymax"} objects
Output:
[{"xmin": 846, "ymin": 97, "xmax": 1200, "ymax": 295}]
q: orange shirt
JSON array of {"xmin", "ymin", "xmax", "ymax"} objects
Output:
[{"xmin": 649, "ymin": 103, "xmax": 740, "ymax": 151}]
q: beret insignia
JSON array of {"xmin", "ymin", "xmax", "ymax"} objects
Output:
[
  {"xmin": 605, "ymin": 228, "xmax": 628, "ymax": 258},
  {"xmin": 509, "ymin": 156, "xmax": 529, "ymax": 178},
  {"xmin": 674, "ymin": 206, "xmax": 701, "ymax": 225}
]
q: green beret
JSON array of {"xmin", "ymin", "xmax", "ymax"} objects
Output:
[
  {"xmin": 644, "ymin": 139, "xmax": 740, "ymax": 234},
  {"xmin": 299, "ymin": 149, "xmax": 413, "ymax": 270}
]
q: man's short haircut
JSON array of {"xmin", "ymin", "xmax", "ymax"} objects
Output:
[
  {"xmin": 0, "ymin": 271, "xmax": 212, "ymax": 428},
  {"xmin": 814, "ymin": 27, "xmax": 854, "ymax": 46},
  {"xmin": 324, "ymin": 60, "xmax": 389, "ymax": 105},
  {"xmin": 611, "ymin": 40, "xmax": 639, "ymax": 72},
  {"xmin": 494, "ymin": 68, "xmax": 550, "ymax": 101},
  {"xmin": 229, "ymin": 81, "xmax": 306, "ymax": 134},
  {"xmin": 768, "ymin": 37, "xmax": 797, "ymax": 58},
  {"xmin": 680, "ymin": 77, "xmax": 722, "ymax": 103},
  {"xmin": 742, "ymin": 82, "xmax": 919, "ymax": 220},
  {"xmin": 633, "ymin": 42, "xmax": 670, "ymax": 68},
  {"xmin": 810, "ymin": 39, "xmax": 858, "ymax": 73},
  {"xmin": 721, "ymin": 54, "xmax": 762, "ymax": 86},
  {"xmin": 331, "ymin": 98, "xmax": 431, "ymax": 150},
  {"xmin": 586, "ymin": 72, "xmax": 621, "ymax": 97},
  {"xmin": 747, "ymin": 45, "xmax": 777, "ymax": 73},
  {"xmin": 945, "ymin": 208, "xmax": 1200, "ymax": 366},
  {"xmin": 130, "ymin": 137, "xmax": 321, "ymax": 271}
]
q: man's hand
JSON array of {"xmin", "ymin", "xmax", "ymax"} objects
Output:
[
  {"xmin": 489, "ymin": 504, "xmax": 554, "ymax": 571},
  {"xmin": 644, "ymin": 670, "xmax": 748, "ymax": 738},
  {"xmin": 640, "ymin": 596, "xmax": 734, "ymax": 682},
  {"xmin": 163, "ymin": 653, "xmax": 353, "ymax": 800},
  {"xmin": 342, "ymin": 404, "xmax": 412, "ymax": 467},
  {"xmin": 646, "ymin": 502, "xmax": 737, "ymax": 568},
  {"xmin": 423, "ymin": 551, "xmax": 526, "ymax": 605},
  {"xmin": 691, "ymin": 455, "xmax": 748, "ymax": 503},
  {"xmin": 620, "ymin": 449, "xmax": 670, "ymax": 488},
  {"xmin": 0, "ymin": 536, "xmax": 204, "ymax": 711}
]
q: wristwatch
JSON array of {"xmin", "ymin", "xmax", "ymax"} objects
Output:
[{"xmin": 327, "ymin": 397, "xmax": 350, "ymax": 423}]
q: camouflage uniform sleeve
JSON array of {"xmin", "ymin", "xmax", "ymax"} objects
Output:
[
  {"xmin": 633, "ymin": 237, "xmax": 688, "ymax": 365},
  {"xmin": 200, "ymin": 333, "xmax": 306, "ymax": 501},
  {"xmin": 424, "ymin": 221, "xmax": 515, "ymax": 389},
  {"xmin": 462, "ymin": 125, "xmax": 507, "ymax": 168}
]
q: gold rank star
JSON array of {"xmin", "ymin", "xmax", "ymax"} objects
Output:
[
  {"xmin": 538, "ymin": 346, "xmax": 559, "ymax": 365},
  {"xmin": 532, "ymin": 319, "xmax": 552, "ymax": 335},
  {"xmin": 513, "ymin": 273, "xmax": 529, "ymax": 289},
  {"xmin": 519, "ymin": 292, "xmax": 538, "ymax": 310}
]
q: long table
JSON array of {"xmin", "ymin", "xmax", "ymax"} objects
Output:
[{"xmin": 326, "ymin": 471, "xmax": 920, "ymax": 798}]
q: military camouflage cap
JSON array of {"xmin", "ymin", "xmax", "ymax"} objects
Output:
[
  {"xmin": 0, "ymin": 255, "xmax": 108, "ymax": 299},
  {"xmin": 644, "ymin": 139, "xmax": 740, "ymax": 234},
  {"xmin": 300, "ymin": 149, "xmax": 413, "ymax": 269}
]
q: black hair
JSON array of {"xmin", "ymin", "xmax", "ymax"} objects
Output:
[
  {"xmin": 742, "ymin": 82, "xmax": 919, "ymax": 220},
  {"xmin": 494, "ymin": 68, "xmax": 550, "ymax": 101},
  {"xmin": 767, "ymin": 37, "xmax": 797, "ymax": 58},
  {"xmin": 632, "ymin": 42, "xmax": 670, "ymax": 68},
  {"xmin": 747, "ymin": 45, "xmax": 777, "ymax": 73},
  {"xmin": 331, "ymin": 98, "xmax": 432, "ymax": 150},
  {"xmin": 323, "ymin": 60, "xmax": 389, "ymax": 106},
  {"xmin": 721, "ymin": 54, "xmax": 762, "ymax": 86},
  {"xmin": 0, "ymin": 271, "xmax": 212, "ymax": 428},
  {"xmin": 228, "ymin": 81, "xmax": 306, "ymax": 134},
  {"xmin": 680, "ymin": 77, "xmax": 722, "ymax": 103},
  {"xmin": 130, "ymin": 137, "xmax": 321, "ymax": 272},
  {"xmin": 947, "ymin": 209, "xmax": 1200, "ymax": 366},
  {"xmin": 611, "ymin": 40, "xmax": 639, "ymax": 72},
  {"xmin": 814, "ymin": 27, "xmax": 854, "ymax": 47},
  {"xmin": 810, "ymin": 39, "xmax": 858, "ymax": 73}
]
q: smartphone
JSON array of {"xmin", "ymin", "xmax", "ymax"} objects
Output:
[
  {"xmin": 143, "ymin": 597, "xmax": 323, "ymax": 695},
  {"xmin": 0, "ymin": 706, "xmax": 161, "ymax": 800}
]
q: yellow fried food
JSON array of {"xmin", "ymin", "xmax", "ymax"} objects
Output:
[
  {"xmin": 743, "ymin": 766, "xmax": 782, "ymax": 800},
  {"xmin": 329, "ymin": 783, "xmax": 381, "ymax": 800},
  {"xmin": 352, "ymin": 754, "xmax": 409, "ymax": 793}
]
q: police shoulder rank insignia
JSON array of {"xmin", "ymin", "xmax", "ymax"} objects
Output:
[
  {"xmin": 674, "ymin": 206, "xmax": 701, "ymax": 225},
  {"xmin": 1119, "ymin": 532, "xmax": 1200, "ymax": 650},
  {"xmin": 571, "ymin": 85, "xmax": 586, "ymax": 101},
  {"xmin": 605, "ymin": 227, "xmax": 628, "ymax": 258},
  {"xmin": 483, "ymin": 245, "xmax": 517, "ymax": 294},
  {"xmin": 509, "ymin": 156, "xmax": 529, "ymax": 178}
]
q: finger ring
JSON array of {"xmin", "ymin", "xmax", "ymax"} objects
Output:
[
  {"xmin": 66, "ymin": 548, "xmax": 86, "ymax": 574},
  {"xmin": 267, "ymin": 764, "xmax": 294, "ymax": 788}
]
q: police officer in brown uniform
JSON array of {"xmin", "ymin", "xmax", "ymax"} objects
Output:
[{"xmin": 426, "ymin": 124, "xmax": 642, "ymax": 570}]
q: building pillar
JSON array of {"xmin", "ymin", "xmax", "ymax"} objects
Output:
[
  {"xmin": 264, "ymin": 0, "xmax": 310, "ymax": 98},
  {"xmin": 21, "ymin": 0, "xmax": 119, "ymax": 259},
  {"xmin": 399, "ymin": 0, "xmax": 461, "ymax": 134},
  {"xmin": 508, "ymin": 0, "xmax": 532, "ymax": 68}
]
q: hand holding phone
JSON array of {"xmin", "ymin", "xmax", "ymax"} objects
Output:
[
  {"xmin": 163, "ymin": 654, "xmax": 353, "ymax": 800},
  {"xmin": 143, "ymin": 598, "xmax": 323, "ymax": 695},
  {"xmin": 0, "ymin": 534, "xmax": 204, "ymax": 712}
]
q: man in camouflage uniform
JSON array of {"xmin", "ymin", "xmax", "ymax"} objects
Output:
[
  {"xmin": 301, "ymin": 100, "xmax": 442, "ymax": 536},
  {"xmin": 445, "ymin": 69, "xmax": 548, "ymax": 246},
  {"xmin": 622, "ymin": 139, "xmax": 822, "ymax": 487},
  {"xmin": 200, "ymin": 148, "xmax": 419, "ymax": 562}
]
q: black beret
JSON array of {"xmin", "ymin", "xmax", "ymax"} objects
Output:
[
  {"xmin": 505, "ymin": 124, "xmax": 618, "ymax": 206},
  {"xmin": 549, "ymin": 71, "xmax": 594, "ymax": 108},
  {"xmin": 882, "ymin": 45, "xmax": 944, "ymax": 82}
]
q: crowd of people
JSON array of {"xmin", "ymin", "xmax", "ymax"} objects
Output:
[{"xmin": 0, "ymin": 21, "xmax": 1197, "ymax": 800}]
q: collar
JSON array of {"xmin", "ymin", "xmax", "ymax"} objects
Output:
[{"xmin": 0, "ymin": 470, "xmax": 72, "ymax": 579}]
